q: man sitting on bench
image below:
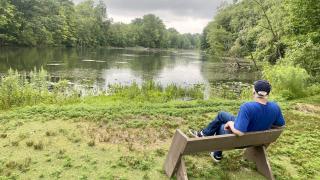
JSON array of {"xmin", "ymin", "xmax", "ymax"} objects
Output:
[{"xmin": 189, "ymin": 80, "xmax": 285, "ymax": 162}]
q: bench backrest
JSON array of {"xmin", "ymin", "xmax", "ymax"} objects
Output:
[
  {"xmin": 164, "ymin": 128, "xmax": 283, "ymax": 178},
  {"xmin": 183, "ymin": 128, "xmax": 283, "ymax": 154}
]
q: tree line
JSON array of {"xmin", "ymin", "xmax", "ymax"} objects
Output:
[
  {"xmin": 201, "ymin": 0, "xmax": 319, "ymax": 80},
  {"xmin": 0, "ymin": 0, "xmax": 201, "ymax": 49}
]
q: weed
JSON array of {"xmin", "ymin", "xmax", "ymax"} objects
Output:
[
  {"xmin": 155, "ymin": 148, "xmax": 165, "ymax": 157},
  {"xmin": 33, "ymin": 141, "xmax": 44, "ymax": 150},
  {"xmin": 57, "ymin": 149, "xmax": 67, "ymax": 159},
  {"xmin": 26, "ymin": 140, "xmax": 34, "ymax": 147},
  {"xmin": 67, "ymin": 132, "xmax": 81, "ymax": 143},
  {"xmin": 63, "ymin": 158, "xmax": 73, "ymax": 168},
  {"xmin": 79, "ymin": 175, "xmax": 88, "ymax": 180},
  {"xmin": 18, "ymin": 133, "xmax": 28, "ymax": 140},
  {"xmin": 71, "ymin": 137, "xmax": 81, "ymax": 143},
  {"xmin": 11, "ymin": 141, "xmax": 19, "ymax": 147},
  {"xmin": 50, "ymin": 169, "xmax": 62, "ymax": 179},
  {"xmin": 18, "ymin": 158, "xmax": 31, "ymax": 173},
  {"xmin": 117, "ymin": 155, "xmax": 154, "ymax": 171},
  {"xmin": 87, "ymin": 140, "xmax": 95, "ymax": 147},
  {"xmin": 0, "ymin": 134, "xmax": 7, "ymax": 138},
  {"xmin": 45, "ymin": 130, "xmax": 56, "ymax": 136},
  {"xmin": 143, "ymin": 173, "xmax": 150, "ymax": 180},
  {"xmin": 58, "ymin": 149, "xmax": 66, "ymax": 155},
  {"xmin": 58, "ymin": 128, "xmax": 69, "ymax": 135},
  {"xmin": 127, "ymin": 141, "xmax": 134, "ymax": 152},
  {"xmin": 5, "ymin": 161, "xmax": 18, "ymax": 169}
]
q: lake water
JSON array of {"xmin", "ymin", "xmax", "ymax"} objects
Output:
[{"xmin": 0, "ymin": 47, "xmax": 259, "ymax": 91}]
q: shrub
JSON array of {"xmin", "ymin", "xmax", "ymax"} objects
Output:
[
  {"xmin": 306, "ymin": 84, "xmax": 320, "ymax": 96},
  {"xmin": 239, "ymin": 86, "xmax": 253, "ymax": 100},
  {"xmin": 285, "ymin": 40, "xmax": 320, "ymax": 81},
  {"xmin": 263, "ymin": 64, "xmax": 309, "ymax": 99}
]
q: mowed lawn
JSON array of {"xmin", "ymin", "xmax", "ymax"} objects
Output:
[{"xmin": 0, "ymin": 96, "xmax": 319, "ymax": 179}]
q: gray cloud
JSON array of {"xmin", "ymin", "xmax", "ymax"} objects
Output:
[
  {"xmin": 104, "ymin": 0, "xmax": 224, "ymax": 19},
  {"xmin": 73, "ymin": 0, "xmax": 228, "ymax": 33}
]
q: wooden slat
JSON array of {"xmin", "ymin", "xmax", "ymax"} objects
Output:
[
  {"xmin": 182, "ymin": 129, "xmax": 282, "ymax": 155},
  {"xmin": 177, "ymin": 158, "xmax": 188, "ymax": 180},
  {"xmin": 244, "ymin": 146, "xmax": 275, "ymax": 180},
  {"xmin": 164, "ymin": 129, "xmax": 189, "ymax": 177}
]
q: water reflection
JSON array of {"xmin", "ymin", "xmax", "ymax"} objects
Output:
[{"xmin": 0, "ymin": 47, "xmax": 259, "ymax": 90}]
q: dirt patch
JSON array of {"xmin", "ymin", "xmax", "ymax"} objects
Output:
[{"xmin": 294, "ymin": 103, "xmax": 320, "ymax": 114}]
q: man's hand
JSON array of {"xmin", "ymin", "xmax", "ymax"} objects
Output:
[
  {"xmin": 224, "ymin": 121, "xmax": 244, "ymax": 136},
  {"xmin": 224, "ymin": 121, "xmax": 233, "ymax": 130}
]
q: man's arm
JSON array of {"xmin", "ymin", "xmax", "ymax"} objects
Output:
[
  {"xmin": 273, "ymin": 107, "xmax": 285, "ymax": 127},
  {"xmin": 224, "ymin": 121, "xmax": 244, "ymax": 136}
]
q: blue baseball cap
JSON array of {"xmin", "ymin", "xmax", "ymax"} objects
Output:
[{"xmin": 254, "ymin": 80, "xmax": 271, "ymax": 96}]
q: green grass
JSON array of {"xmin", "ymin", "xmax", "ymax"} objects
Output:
[{"xmin": 0, "ymin": 95, "xmax": 319, "ymax": 179}]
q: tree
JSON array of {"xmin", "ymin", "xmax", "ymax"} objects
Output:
[
  {"xmin": 0, "ymin": 0, "xmax": 20, "ymax": 45},
  {"xmin": 75, "ymin": 0, "xmax": 110, "ymax": 47},
  {"xmin": 139, "ymin": 14, "xmax": 166, "ymax": 48}
]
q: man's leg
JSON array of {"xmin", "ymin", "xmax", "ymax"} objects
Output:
[
  {"xmin": 212, "ymin": 124, "xmax": 232, "ymax": 161},
  {"xmin": 202, "ymin": 112, "xmax": 235, "ymax": 136}
]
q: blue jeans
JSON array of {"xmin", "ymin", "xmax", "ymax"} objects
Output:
[{"xmin": 202, "ymin": 112, "xmax": 235, "ymax": 157}]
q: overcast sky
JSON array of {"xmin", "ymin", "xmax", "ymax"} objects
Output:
[{"xmin": 73, "ymin": 0, "xmax": 228, "ymax": 34}]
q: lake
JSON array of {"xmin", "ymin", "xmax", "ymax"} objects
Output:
[{"xmin": 0, "ymin": 47, "xmax": 259, "ymax": 92}]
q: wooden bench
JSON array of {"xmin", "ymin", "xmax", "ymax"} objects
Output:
[{"xmin": 164, "ymin": 128, "xmax": 283, "ymax": 180}]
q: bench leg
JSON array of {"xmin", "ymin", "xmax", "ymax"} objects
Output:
[
  {"xmin": 164, "ymin": 130, "xmax": 188, "ymax": 178},
  {"xmin": 177, "ymin": 158, "xmax": 188, "ymax": 180},
  {"xmin": 244, "ymin": 146, "xmax": 274, "ymax": 180}
]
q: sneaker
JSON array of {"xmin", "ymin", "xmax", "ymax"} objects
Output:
[
  {"xmin": 188, "ymin": 129, "xmax": 205, "ymax": 138},
  {"xmin": 210, "ymin": 152, "xmax": 222, "ymax": 162}
]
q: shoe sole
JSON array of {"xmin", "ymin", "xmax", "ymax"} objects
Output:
[{"xmin": 210, "ymin": 153, "xmax": 221, "ymax": 162}]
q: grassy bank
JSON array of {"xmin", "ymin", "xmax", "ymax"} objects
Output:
[{"xmin": 0, "ymin": 93, "xmax": 319, "ymax": 179}]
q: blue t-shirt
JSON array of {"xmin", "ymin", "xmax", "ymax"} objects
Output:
[{"xmin": 234, "ymin": 101, "xmax": 285, "ymax": 132}]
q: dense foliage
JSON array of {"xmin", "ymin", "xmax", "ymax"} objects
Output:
[
  {"xmin": 202, "ymin": 0, "xmax": 319, "ymax": 80},
  {"xmin": 0, "ymin": 0, "xmax": 200, "ymax": 49},
  {"xmin": 263, "ymin": 64, "xmax": 310, "ymax": 99}
]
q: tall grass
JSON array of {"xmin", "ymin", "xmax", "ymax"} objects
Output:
[
  {"xmin": 0, "ymin": 68, "xmax": 79, "ymax": 110},
  {"xmin": 0, "ymin": 69, "xmax": 205, "ymax": 110},
  {"xmin": 107, "ymin": 81, "xmax": 204, "ymax": 102}
]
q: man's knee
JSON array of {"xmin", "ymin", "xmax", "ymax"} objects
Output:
[
  {"xmin": 217, "ymin": 111, "xmax": 233, "ymax": 122},
  {"xmin": 217, "ymin": 111, "xmax": 228, "ymax": 119}
]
